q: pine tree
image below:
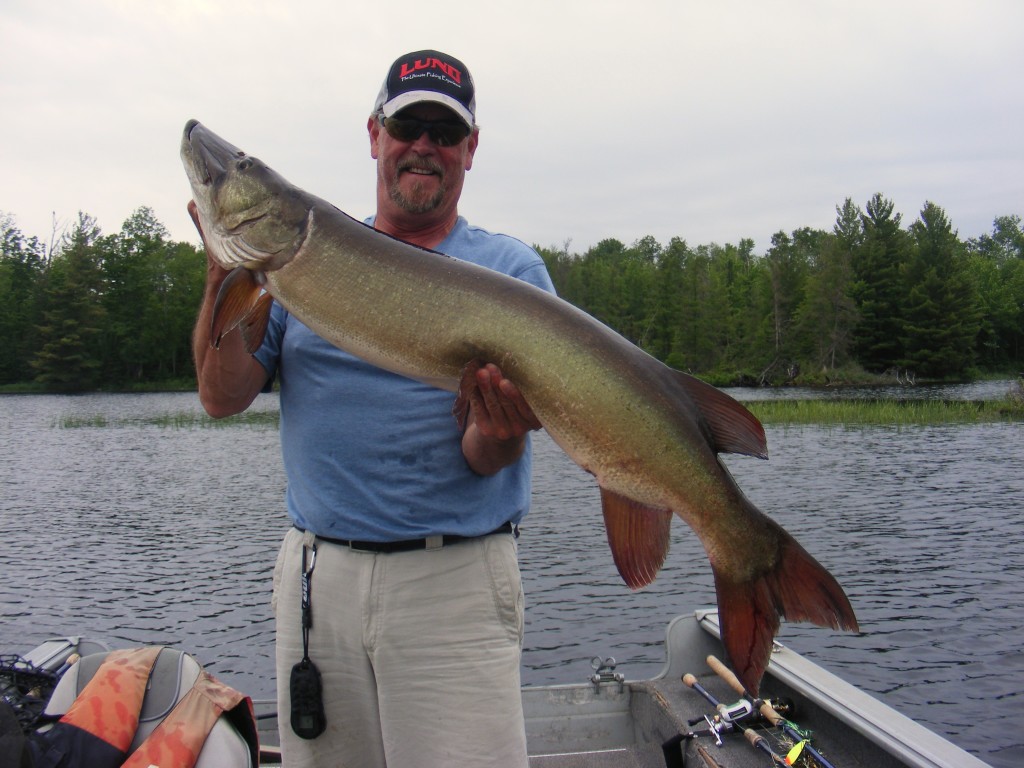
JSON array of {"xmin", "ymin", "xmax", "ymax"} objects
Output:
[
  {"xmin": 901, "ymin": 202, "xmax": 980, "ymax": 377},
  {"xmin": 31, "ymin": 214, "xmax": 107, "ymax": 391},
  {"xmin": 0, "ymin": 214, "xmax": 47, "ymax": 383},
  {"xmin": 850, "ymin": 194, "xmax": 909, "ymax": 371}
]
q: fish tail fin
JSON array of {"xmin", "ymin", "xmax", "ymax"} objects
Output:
[
  {"xmin": 712, "ymin": 509, "xmax": 859, "ymax": 696},
  {"xmin": 211, "ymin": 267, "xmax": 272, "ymax": 353}
]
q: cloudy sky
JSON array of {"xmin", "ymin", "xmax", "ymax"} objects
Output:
[{"xmin": 2, "ymin": 0, "xmax": 1021, "ymax": 256}]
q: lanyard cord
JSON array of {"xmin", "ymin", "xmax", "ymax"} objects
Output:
[{"xmin": 300, "ymin": 542, "xmax": 317, "ymax": 663}]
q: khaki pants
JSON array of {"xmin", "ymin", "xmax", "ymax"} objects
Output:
[{"xmin": 273, "ymin": 527, "xmax": 528, "ymax": 768}]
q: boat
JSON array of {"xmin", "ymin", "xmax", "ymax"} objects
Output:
[{"xmin": 3, "ymin": 611, "xmax": 990, "ymax": 767}]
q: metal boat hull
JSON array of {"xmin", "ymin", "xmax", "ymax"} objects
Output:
[{"xmin": 10, "ymin": 613, "xmax": 988, "ymax": 767}]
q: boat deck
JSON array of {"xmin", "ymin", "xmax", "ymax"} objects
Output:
[
  {"xmin": 524, "ymin": 675, "xmax": 894, "ymax": 768},
  {"xmin": 252, "ymin": 611, "xmax": 994, "ymax": 768},
  {"xmin": 518, "ymin": 611, "xmax": 990, "ymax": 768},
  {"xmin": 257, "ymin": 671, "xmax": 927, "ymax": 767},
  {"xmin": 15, "ymin": 613, "xmax": 991, "ymax": 767}
]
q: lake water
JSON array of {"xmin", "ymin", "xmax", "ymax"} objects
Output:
[{"xmin": 1, "ymin": 383, "xmax": 1021, "ymax": 766}]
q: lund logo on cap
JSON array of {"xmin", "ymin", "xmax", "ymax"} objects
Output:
[{"xmin": 399, "ymin": 57, "xmax": 461, "ymax": 85}]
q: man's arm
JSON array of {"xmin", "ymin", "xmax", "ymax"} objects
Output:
[
  {"xmin": 190, "ymin": 202, "xmax": 270, "ymax": 418},
  {"xmin": 460, "ymin": 362, "xmax": 542, "ymax": 476}
]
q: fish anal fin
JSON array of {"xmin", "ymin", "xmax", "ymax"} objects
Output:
[
  {"xmin": 211, "ymin": 267, "xmax": 268, "ymax": 351},
  {"xmin": 600, "ymin": 488, "xmax": 673, "ymax": 590},
  {"xmin": 675, "ymin": 371, "xmax": 768, "ymax": 459},
  {"xmin": 712, "ymin": 514, "xmax": 859, "ymax": 696}
]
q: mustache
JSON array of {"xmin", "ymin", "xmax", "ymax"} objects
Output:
[{"xmin": 396, "ymin": 157, "xmax": 444, "ymax": 176}]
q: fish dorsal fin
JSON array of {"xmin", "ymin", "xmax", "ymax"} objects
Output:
[
  {"xmin": 675, "ymin": 371, "xmax": 768, "ymax": 459},
  {"xmin": 211, "ymin": 267, "xmax": 272, "ymax": 354},
  {"xmin": 600, "ymin": 488, "xmax": 673, "ymax": 590}
]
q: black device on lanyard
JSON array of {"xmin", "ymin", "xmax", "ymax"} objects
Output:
[{"xmin": 290, "ymin": 542, "xmax": 327, "ymax": 739}]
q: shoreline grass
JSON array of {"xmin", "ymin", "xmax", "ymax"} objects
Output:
[
  {"xmin": 53, "ymin": 398, "xmax": 1023, "ymax": 429},
  {"xmin": 56, "ymin": 410, "xmax": 281, "ymax": 429},
  {"xmin": 747, "ymin": 398, "xmax": 1023, "ymax": 426}
]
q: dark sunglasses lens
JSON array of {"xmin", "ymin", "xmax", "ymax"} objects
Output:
[
  {"xmin": 383, "ymin": 118, "xmax": 468, "ymax": 146},
  {"xmin": 382, "ymin": 118, "xmax": 421, "ymax": 142},
  {"xmin": 429, "ymin": 123, "xmax": 469, "ymax": 147}
]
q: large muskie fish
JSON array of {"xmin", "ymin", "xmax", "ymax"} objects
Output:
[{"xmin": 181, "ymin": 120, "xmax": 858, "ymax": 694}]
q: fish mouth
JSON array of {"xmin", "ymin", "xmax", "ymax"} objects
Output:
[
  {"xmin": 183, "ymin": 120, "xmax": 248, "ymax": 188},
  {"xmin": 182, "ymin": 120, "xmax": 213, "ymax": 187}
]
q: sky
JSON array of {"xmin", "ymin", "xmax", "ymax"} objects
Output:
[{"xmin": 2, "ymin": 0, "xmax": 1021, "ymax": 256}]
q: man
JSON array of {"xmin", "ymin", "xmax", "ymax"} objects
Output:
[{"xmin": 191, "ymin": 50, "xmax": 555, "ymax": 767}]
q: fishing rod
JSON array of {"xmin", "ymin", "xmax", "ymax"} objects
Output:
[
  {"xmin": 663, "ymin": 672, "xmax": 761, "ymax": 768},
  {"xmin": 706, "ymin": 654, "xmax": 837, "ymax": 768},
  {"xmin": 681, "ymin": 669, "xmax": 800, "ymax": 767},
  {"xmin": 745, "ymin": 728, "xmax": 788, "ymax": 765},
  {"xmin": 682, "ymin": 672, "xmax": 756, "ymax": 732}
]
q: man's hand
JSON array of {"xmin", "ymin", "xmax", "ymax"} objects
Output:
[
  {"xmin": 457, "ymin": 361, "xmax": 541, "ymax": 475},
  {"xmin": 466, "ymin": 362, "xmax": 541, "ymax": 440}
]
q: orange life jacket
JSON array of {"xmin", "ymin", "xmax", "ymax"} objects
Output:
[{"xmin": 35, "ymin": 646, "xmax": 258, "ymax": 768}]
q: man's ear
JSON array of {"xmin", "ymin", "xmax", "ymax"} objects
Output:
[
  {"xmin": 464, "ymin": 129, "xmax": 479, "ymax": 171},
  {"xmin": 368, "ymin": 115, "xmax": 381, "ymax": 160}
]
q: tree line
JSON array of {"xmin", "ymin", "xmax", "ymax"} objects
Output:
[
  {"xmin": 0, "ymin": 208, "xmax": 206, "ymax": 391},
  {"xmin": 1, "ymin": 194, "xmax": 1022, "ymax": 392},
  {"xmin": 539, "ymin": 194, "xmax": 1023, "ymax": 385}
]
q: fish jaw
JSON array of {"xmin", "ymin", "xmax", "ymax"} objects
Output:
[{"xmin": 180, "ymin": 120, "xmax": 312, "ymax": 272}]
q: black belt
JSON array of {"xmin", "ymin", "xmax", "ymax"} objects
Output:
[{"xmin": 297, "ymin": 521, "xmax": 516, "ymax": 553}]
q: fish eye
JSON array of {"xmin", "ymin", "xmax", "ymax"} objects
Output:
[{"xmin": 237, "ymin": 157, "xmax": 254, "ymax": 171}]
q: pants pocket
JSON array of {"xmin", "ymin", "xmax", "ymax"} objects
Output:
[
  {"xmin": 483, "ymin": 535, "xmax": 525, "ymax": 645},
  {"xmin": 270, "ymin": 528, "xmax": 296, "ymax": 616}
]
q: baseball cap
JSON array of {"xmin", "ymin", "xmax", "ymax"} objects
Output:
[{"xmin": 373, "ymin": 50, "xmax": 476, "ymax": 128}]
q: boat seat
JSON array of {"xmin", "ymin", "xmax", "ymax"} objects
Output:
[{"xmin": 43, "ymin": 647, "xmax": 255, "ymax": 767}]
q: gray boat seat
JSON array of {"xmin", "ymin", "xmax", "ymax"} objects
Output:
[{"xmin": 43, "ymin": 647, "xmax": 254, "ymax": 767}]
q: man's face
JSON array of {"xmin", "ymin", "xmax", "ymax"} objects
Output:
[{"xmin": 369, "ymin": 103, "xmax": 478, "ymax": 222}]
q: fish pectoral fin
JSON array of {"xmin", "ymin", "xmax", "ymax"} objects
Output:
[
  {"xmin": 238, "ymin": 292, "xmax": 274, "ymax": 353},
  {"xmin": 600, "ymin": 488, "xmax": 673, "ymax": 590},
  {"xmin": 675, "ymin": 371, "xmax": 768, "ymax": 459},
  {"xmin": 211, "ymin": 267, "xmax": 271, "ymax": 353}
]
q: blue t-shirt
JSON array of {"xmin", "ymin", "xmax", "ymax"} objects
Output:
[{"xmin": 254, "ymin": 216, "xmax": 556, "ymax": 541}]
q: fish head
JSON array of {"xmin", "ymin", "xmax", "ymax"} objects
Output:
[{"xmin": 181, "ymin": 120, "xmax": 311, "ymax": 272}]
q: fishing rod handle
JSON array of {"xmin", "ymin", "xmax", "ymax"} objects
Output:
[
  {"xmin": 706, "ymin": 654, "xmax": 746, "ymax": 695},
  {"xmin": 683, "ymin": 673, "xmax": 722, "ymax": 708},
  {"xmin": 744, "ymin": 728, "xmax": 785, "ymax": 765},
  {"xmin": 706, "ymin": 655, "xmax": 783, "ymax": 726}
]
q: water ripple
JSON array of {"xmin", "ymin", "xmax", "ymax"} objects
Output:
[{"xmin": 1, "ymin": 392, "xmax": 1021, "ymax": 766}]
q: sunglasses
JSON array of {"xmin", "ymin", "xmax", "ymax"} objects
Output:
[{"xmin": 379, "ymin": 116, "xmax": 471, "ymax": 147}]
